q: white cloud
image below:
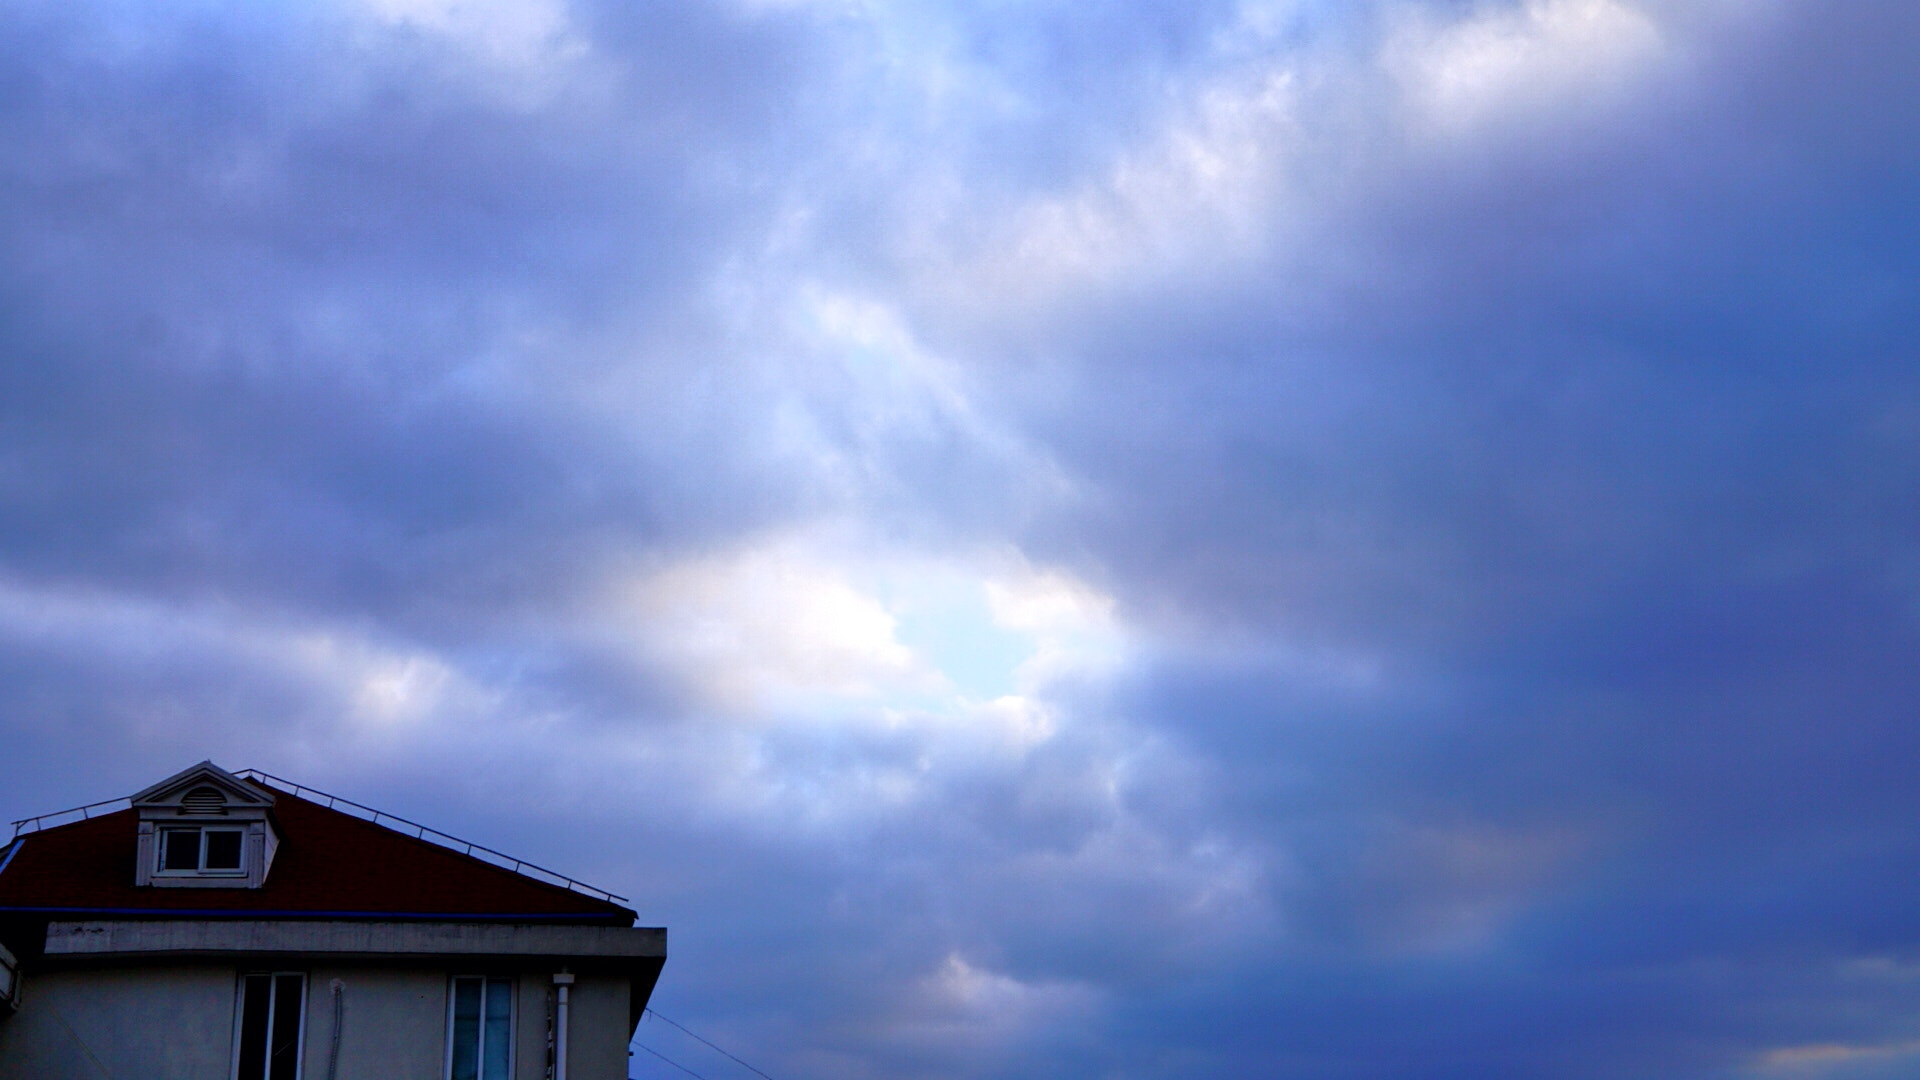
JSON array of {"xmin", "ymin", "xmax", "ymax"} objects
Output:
[
  {"xmin": 941, "ymin": 64, "xmax": 1299, "ymax": 307},
  {"xmin": 620, "ymin": 535, "xmax": 939, "ymax": 713},
  {"xmin": 1751, "ymin": 1040, "xmax": 1920, "ymax": 1076},
  {"xmin": 985, "ymin": 563, "xmax": 1125, "ymax": 690},
  {"xmin": 345, "ymin": 0, "xmax": 597, "ymax": 107},
  {"xmin": 1386, "ymin": 0, "xmax": 1667, "ymax": 138},
  {"xmin": 0, "ymin": 575, "xmax": 492, "ymax": 742},
  {"xmin": 888, "ymin": 952, "xmax": 1103, "ymax": 1053},
  {"xmin": 613, "ymin": 531, "xmax": 1126, "ymax": 727}
]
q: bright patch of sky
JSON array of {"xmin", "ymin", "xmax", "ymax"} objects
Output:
[{"xmin": 621, "ymin": 531, "xmax": 1124, "ymax": 730}]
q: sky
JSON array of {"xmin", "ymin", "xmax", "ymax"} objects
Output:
[{"xmin": 2, "ymin": 0, "xmax": 1919, "ymax": 1076}]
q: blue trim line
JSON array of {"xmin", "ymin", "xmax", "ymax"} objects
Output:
[{"xmin": 0, "ymin": 838, "xmax": 22, "ymax": 880}]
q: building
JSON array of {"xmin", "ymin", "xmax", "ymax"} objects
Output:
[{"xmin": 0, "ymin": 762, "xmax": 664, "ymax": 1080}]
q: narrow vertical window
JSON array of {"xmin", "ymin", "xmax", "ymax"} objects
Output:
[
  {"xmin": 234, "ymin": 972, "xmax": 306, "ymax": 1080},
  {"xmin": 235, "ymin": 975, "xmax": 271, "ymax": 1079},
  {"xmin": 483, "ymin": 978, "xmax": 513, "ymax": 1079},
  {"xmin": 270, "ymin": 974, "xmax": 305, "ymax": 1080},
  {"xmin": 450, "ymin": 979, "xmax": 482, "ymax": 1080},
  {"xmin": 447, "ymin": 976, "xmax": 514, "ymax": 1080}
]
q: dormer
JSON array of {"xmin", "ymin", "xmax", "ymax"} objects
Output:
[{"xmin": 131, "ymin": 762, "xmax": 279, "ymax": 889}]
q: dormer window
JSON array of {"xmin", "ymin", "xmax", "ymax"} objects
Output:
[
  {"xmin": 130, "ymin": 761, "xmax": 279, "ymax": 889},
  {"xmin": 158, "ymin": 826, "xmax": 248, "ymax": 875}
]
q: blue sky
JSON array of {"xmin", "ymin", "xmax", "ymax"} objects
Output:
[{"xmin": 3, "ymin": 1, "xmax": 1919, "ymax": 1076}]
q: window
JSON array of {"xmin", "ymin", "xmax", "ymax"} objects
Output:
[
  {"xmin": 0, "ymin": 945, "xmax": 18, "ymax": 1011},
  {"xmin": 233, "ymin": 973, "xmax": 306, "ymax": 1080},
  {"xmin": 446, "ymin": 976, "xmax": 514, "ymax": 1080},
  {"xmin": 159, "ymin": 826, "xmax": 246, "ymax": 874}
]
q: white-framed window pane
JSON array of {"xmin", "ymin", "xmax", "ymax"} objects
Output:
[
  {"xmin": 234, "ymin": 972, "xmax": 305, "ymax": 1080},
  {"xmin": 236, "ymin": 974, "xmax": 271, "ymax": 1079},
  {"xmin": 269, "ymin": 974, "xmax": 304, "ymax": 1080},
  {"xmin": 161, "ymin": 828, "xmax": 201, "ymax": 871},
  {"xmin": 450, "ymin": 979, "xmax": 483, "ymax": 1080},
  {"xmin": 449, "ymin": 976, "xmax": 514, "ymax": 1080},
  {"xmin": 483, "ymin": 978, "xmax": 513, "ymax": 1079},
  {"xmin": 205, "ymin": 829, "xmax": 245, "ymax": 870}
]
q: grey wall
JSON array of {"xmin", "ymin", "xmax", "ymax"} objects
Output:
[
  {"xmin": 516, "ymin": 976, "xmax": 549, "ymax": 1080},
  {"xmin": 303, "ymin": 967, "xmax": 448, "ymax": 1080},
  {"xmin": 0, "ymin": 962, "xmax": 633, "ymax": 1080},
  {"xmin": 562, "ymin": 975, "xmax": 630, "ymax": 1080},
  {"xmin": 0, "ymin": 963, "xmax": 236, "ymax": 1080}
]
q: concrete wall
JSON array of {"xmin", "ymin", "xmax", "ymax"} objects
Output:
[
  {"xmin": 0, "ymin": 962, "xmax": 632, "ymax": 1080},
  {"xmin": 0, "ymin": 963, "xmax": 236, "ymax": 1080},
  {"xmin": 302, "ymin": 967, "xmax": 448, "ymax": 1080},
  {"xmin": 564, "ymin": 975, "xmax": 631, "ymax": 1080},
  {"xmin": 507, "ymin": 972, "xmax": 630, "ymax": 1080}
]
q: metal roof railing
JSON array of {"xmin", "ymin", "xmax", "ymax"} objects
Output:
[
  {"xmin": 10, "ymin": 796, "xmax": 134, "ymax": 840},
  {"xmin": 6, "ymin": 772, "xmax": 628, "ymax": 906},
  {"xmin": 234, "ymin": 770, "xmax": 629, "ymax": 906}
]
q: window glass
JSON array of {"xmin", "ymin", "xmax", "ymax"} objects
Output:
[
  {"xmin": 205, "ymin": 830, "xmax": 245, "ymax": 870},
  {"xmin": 450, "ymin": 979, "xmax": 483, "ymax": 1080},
  {"xmin": 483, "ymin": 978, "xmax": 513, "ymax": 1079},
  {"xmin": 449, "ymin": 976, "xmax": 514, "ymax": 1080},
  {"xmin": 236, "ymin": 974, "xmax": 272, "ymax": 1079},
  {"xmin": 235, "ymin": 973, "xmax": 304, "ymax": 1080},
  {"xmin": 161, "ymin": 828, "xmax": 201, "ymax": 871},
  {"xmin": 269, "ymin": 974, "xmax": 304, "ymax": 1080}
]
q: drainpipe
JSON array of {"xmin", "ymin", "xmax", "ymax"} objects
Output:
[
  {"xmin": 553, "ymin": 972, "xmax": 574, "ymax": 1080},
  {"xmin": 325, "ymin": 979, "xmax": 344, "ymax": 1080}
]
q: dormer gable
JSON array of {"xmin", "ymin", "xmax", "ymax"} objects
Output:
[{"xmin": 131, "ymin": 761, "xmax": 279, "ymax": 889}]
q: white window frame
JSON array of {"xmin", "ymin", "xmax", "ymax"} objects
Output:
[
  {"xmin": 156, "ymin": 825, "xmax": 249, "ymax": 877},
  {"xmin": 0, "ymin": 939, "xmax": 19, "ymax": 1012},
  {"xmin": 444, "ymin": 975, "xmax": 516, "ymax": 1080},
  {"xmin": 230, "ymin": 971, "xmax": 308, "ymax": 1080}
]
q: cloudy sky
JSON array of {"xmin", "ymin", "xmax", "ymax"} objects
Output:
[{"xmin": 3, "ymin": 0, "xmax": 1919, "ymax": 1076}]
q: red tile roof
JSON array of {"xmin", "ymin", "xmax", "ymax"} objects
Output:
[{"xmin": 0, "ymin": 788, "xmax": 635, "ymax": 925}]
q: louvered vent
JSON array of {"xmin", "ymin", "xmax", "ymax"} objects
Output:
[{"xmin": 180, "ymin": 786, "xmax": 228, "ymax": 816}]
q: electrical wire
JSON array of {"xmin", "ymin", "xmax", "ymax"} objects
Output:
[
  {"xmin": 644, "ymin": 1009, "xmax": 780, "ymax": 1080},
  {"xmin": 632, "ymin": 1041, "xmax": 711, "ymax": 1080}
]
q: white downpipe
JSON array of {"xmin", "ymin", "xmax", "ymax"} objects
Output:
[{"xmin": 553, "ymin": 973, "xmax": 575, "ymax": 1080}]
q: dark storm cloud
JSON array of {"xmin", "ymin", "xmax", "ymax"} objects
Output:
[
  {"xmin": 954, "ymin": 3, "xmax": 1920, "ymax": 1075},
  {"xmin": 0, "ymin": 0, "xmax": 811, "ymax": 618},
  {"xmin": 3, "ymin": 1, "xmax": 1920, "ymax": 1078}
]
